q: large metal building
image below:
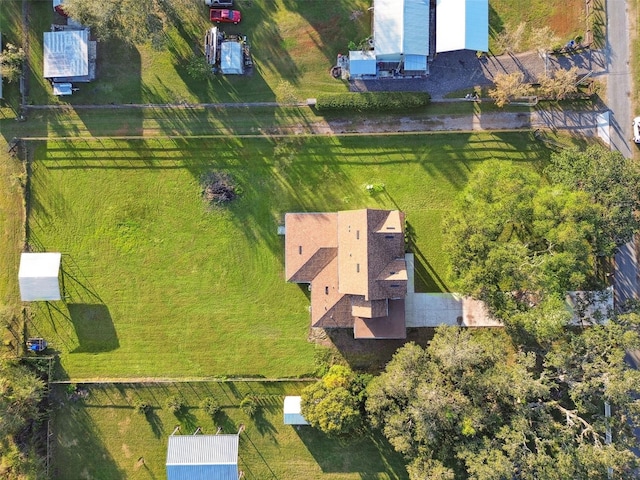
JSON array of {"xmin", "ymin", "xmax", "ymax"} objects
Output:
[
  {"xmin": 435, "ymin": 0, "xmax": 489, "ymax": 53},
  {"xmin": 348, "ymin": 0, "xmax": 488, "ymax": 78},
  {"xmin": 166, "ymin": 434, "xmax": 239, "ymax": 480},
  {"xmin": 373, "ymin": 0, "xmax": 431, "ymax": 74}
]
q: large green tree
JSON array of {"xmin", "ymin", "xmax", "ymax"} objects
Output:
[
  {"xmin": 443, "ymin": 161, "xmax": 604, "ymax": 319},
  {"xmin": 546, "ymin": 145, "xmax": 640, "ymax": 255},
  {"xmin": 0, "ymin": 359, "xmax": 46, "ymax": 479},
  {"xmin": 0, "ymin": 43, "xmax": 26, "ymax": 83},
  {"xmin": 300, "ymin": 365, "xmax": 366, "ymax": 436},
  {"xmin": 366, "ymin": 324, "xmax": 640, "ymax": 480}
]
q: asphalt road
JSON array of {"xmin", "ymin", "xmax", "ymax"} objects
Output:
[
  {"xmin": 606, "ymin": 0, "xmax": 633, "ymax": 158},
  {"xmin": 608, "ymin": 0, "xmax": 639, "ymax": 307}
]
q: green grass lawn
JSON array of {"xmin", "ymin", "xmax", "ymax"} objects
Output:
[
  {"xmin": 489, "ymin": 0, "xmax": 586, "ymax": 52},
  {"xmin": 27, "ymin": 132, "xmax": 551, "ymax": 380},
  {"xmin": 50, "ymin": 381, "xmax": 409, "ymax": 479}
]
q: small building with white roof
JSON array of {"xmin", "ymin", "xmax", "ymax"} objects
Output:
[
  {"xmin": 220, "ymin": 41, "xmax": 244, "ymax": 75},
  {"xmin": 18, "ymin": 253, "xmax": 62, "ymax": 302},
  {"xmin": 43, "ymin": 27, "xmax": 96, "ymax": 95},
  {"xmin": 283, "ymin": 396, "xmax": 309, "ymax": 425}
]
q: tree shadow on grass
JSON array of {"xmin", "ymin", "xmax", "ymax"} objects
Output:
[
  {"xmin": 214, "ymin": 410, "xmax": 237, "ymax": 434},
  {"xmin": 252, "ymin": 407, "xmax": 278, "ymax": 443},
  {"xmin": 325, "ymin": 328, "xmax": 434, "ymax": 374},
  {"xmin": 294, "ymin": 426, "xmax": 408, "ymax": 478},
  {"xmin": 67, "ymin": 304, "xmax": 119, "ymax": 353},
  {"xmin": 51, "ymin": 392, "xmax": 127, "ymax": 479},
  {"xmin": 144, "ymin": 408, "xmax": 164, "ymax": 439},
  {"xmin": 175, "ymin": 407, "xmax": 199, "ymax": 433},
  {"xmin": 411, "ymin": 244, "xmax": 448, "ymax": 293}
]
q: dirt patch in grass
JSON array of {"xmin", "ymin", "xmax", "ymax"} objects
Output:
[{"xmin": 549, "ymin": 0, "xmax": 586, "ymax": 40}]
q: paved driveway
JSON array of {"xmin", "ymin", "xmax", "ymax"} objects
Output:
[{"xmin": 352, "ymin": 49, "xmax": 607, "ymax": 99}]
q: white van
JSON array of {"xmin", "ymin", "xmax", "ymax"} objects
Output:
[{"xmin": 205, "ymin": 0, "xmax": 234, "ymax": 6}]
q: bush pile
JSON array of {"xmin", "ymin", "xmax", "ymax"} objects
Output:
[
  {"xmin": 165, "ymin": 395, "xmax": 185, "ymax": 414},
  {"xmin": 201, "ymin": 397, "xmax": 220, "ymax": 417},
  {"xmin": 134, "ymin": 400, "xmax": 150, "ymax": 415},
  {"xmin": 200, "ymin": 172, "xmax": 241, "ymax": 205},
  {"xmin": 315, "ymin": 92, "xmax": 430, "ymax": 111}
]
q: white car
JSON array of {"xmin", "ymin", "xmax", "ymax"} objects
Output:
[
  {"xmin": 633, "ymin": 117, "xmax": 640, "ymax": 144},
  {"xmin": 205, "ymin": 0, "xmax": 234, "ymax": 6}
]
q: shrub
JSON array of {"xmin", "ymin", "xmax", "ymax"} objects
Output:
[
  {"xmin": 134, "ymin": 400, "xmax": 150, "ymax": 415},
  {"xmin": 315, "ymin": 92, "xmax": 430, "ymax": 112},
  {"xmin": 0, "ymin": 43, "xmax": 26, "ymax": 83},
  {"xmin": 201, "ymin": 397, "xmax": 220, "ymax": 417},
  {"xmin": 165, "ymin": 395, "xmax": 184, "ymax": 414},
  {"xmin": 365, "ymin": 183, "xmax": 385, "ymax": 195},
  {"xmin": 240, "ymin": 396, "xmax": 257, "ymax": 417}
]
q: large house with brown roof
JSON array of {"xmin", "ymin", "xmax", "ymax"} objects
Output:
[{"xmin": 284, "ymin": 209, "xmax": 408, "ymax": 339}]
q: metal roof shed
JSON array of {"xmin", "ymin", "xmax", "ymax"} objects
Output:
[
  {"xmin": 435, "ymin": 0, "xmax": 489, "ymax": 53},
  {"xmin": 18, "ymin": 253, "xmax": 62, "ymax": 301},
  {"xmin": 349, "ymin": 50, "xmax": 377, "ymax": 77},
  {"xmin": 220, "ymin": 41, "xmax": 243, "ymax": 75},
  {"xmin": 283, "ymin": 396, "xmax": 309, "ymax": 425},
  {"xmin": 43, "ymin": 30, "xmax": 89, "ymax": 79},
  {"xmin": 166, "ymin": 435, "xmax": 239, "ymax": 480},
  {"xmin": 52, "ymin": 82, "xmax": 73, "ymax": 96},
  {"xmin": 373, "ymin": 0, "xmax": 430, "ymax": 61}
]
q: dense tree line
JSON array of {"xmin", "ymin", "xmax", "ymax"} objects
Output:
[
  {"xmin": 0, "ymin": 358, "xmax": 46, "ymax": 479},
  {"xmin": 365, "ymin": 318, "xmax": 640, "ymax": 480},
  {"xmin": 442, "ymin": 146, "xmax": 640, "ymax": 320}
]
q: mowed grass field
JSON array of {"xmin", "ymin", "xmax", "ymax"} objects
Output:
[
  {"xmin": 50, "ymin": 381, "xmax": 409, "ymax": 479},
  {"xmin": 27, "ymin": 132, "xmax": 551, "ymax": 380}
]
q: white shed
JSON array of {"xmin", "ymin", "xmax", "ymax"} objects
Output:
[
  {"xmin": 283, "ymin": 396, "xmax": 309, "ymax": 425},
  {"xmin": 435, "ymin": 0, "xmax": 489, "ymax": 53},
  {"xmin": 220, "ymin": 41, "xmax": 243, "ymax": 75},
  {"xmin": 18, "ymin": 253, "xmax": 62, "ymax": 301}
]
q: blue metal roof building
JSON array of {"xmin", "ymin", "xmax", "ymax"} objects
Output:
[{"xmin": 166, "ymin": 434, "xmax": 239, "ymax": 480}]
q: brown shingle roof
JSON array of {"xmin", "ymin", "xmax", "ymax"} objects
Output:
[
  {"xmin": 285, "ymin": 209, "xmax": 407, "ymax": 338},
  {"xmin": 338, "ymin": 209, "xmax": 407, "ymax": 300},
  {"xmin": 350, "ymin": 297, "xmax": 388, "ymax": 318},
  {"xmin": 337, "ymin": 210, "xmax": 370, "ymax": 297},
  {"xmin": 285, "ymin": 213, "xmax": 337, "ymax": 282},
  {"xmin": 310, "ymin": 256, "xmax": 353, "ymax": 328},
  {"xmin": 354, "ymin": 299, "xmax": 406, "ymax": 339}
]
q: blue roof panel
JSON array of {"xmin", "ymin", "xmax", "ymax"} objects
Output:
[{"xmin": 167, "ymin": 464, "xmax": 238, "ymax": 480}]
